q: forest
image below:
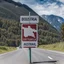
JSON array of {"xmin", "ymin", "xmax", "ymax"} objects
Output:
[{"xmin": 0, "ymin": 17, "xmax": 61, "ymax": 47}]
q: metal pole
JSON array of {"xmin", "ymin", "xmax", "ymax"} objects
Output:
[
  {"xmin": 29, "ymin": 12, "xmax": 30, "ymax": 23},
  {"xmin": 29, "ymin": 12, "xmax": 32, "ymax": 64},
  {"xmin": 29, "ymin": 48, "xmax": 31, "ymax": 64}
]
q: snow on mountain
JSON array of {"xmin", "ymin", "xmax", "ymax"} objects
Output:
[{"xmin": 42, "ymin": 15, "xmax": 64, "ymax": 31}]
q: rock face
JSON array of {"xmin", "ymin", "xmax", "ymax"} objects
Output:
[{"xmin": 42, "ymin": 15, "xmax": 64, "ymax": 31}]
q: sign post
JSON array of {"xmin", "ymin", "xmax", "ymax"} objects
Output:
[
  {"xmin": 20, "ymin": 12, "xmax": 39, "ymax": 64},
  {"xmin": 29, "ymin": 48, "xmax": 31, "ymax": 64},
  {"xmin": 29, "ymin": 12, "xmax": 31, "ymax": 64}
]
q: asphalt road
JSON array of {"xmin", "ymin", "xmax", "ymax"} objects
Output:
[{"xmin": 0, "ymin": 48, "xmax": 64, "ymax": 64}]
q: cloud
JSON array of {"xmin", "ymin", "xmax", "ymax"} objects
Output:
[
  {"xmin": 13, "ymin": 0, "xmax": 64, "ymax": 18},
  {"xmin": 58, "ymin": 0, "xmax": 64, "ymax": 3},
  {"xmin": 19, "ymin": 0, "xmax": 36, "ymax": 5},
  {"xmin": 13, "ymin": 0, "xmax": 19, "ymax": 2},
  {"xmin": 29, "ymin": 2, "xmax": 64, "ymax": 18},
  {"xmin": 30, "ymin": 3, "xmax": 57, "ymax": 15}
]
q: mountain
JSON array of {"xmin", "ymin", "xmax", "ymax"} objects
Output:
[
  {"xmin": 0, "ymin": 0, "xmax": 37, "ymax": 21},
  {"xmin": 42, "ymin": 15, "xmax": 64, "ymax": 31},
  {"xmin": 0, "ymin": 0, "xmax": 61, "ymax": 46}
]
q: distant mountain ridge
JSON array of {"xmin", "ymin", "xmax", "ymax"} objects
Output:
[
  {"xmin": 0, "ymin": 0, "xmax": 60, "ymax": 45},
  {"xmin": 42, "ymin": 15, "xmax": 64, "ymax": 31},
  {"xmin": 0, "ymin": 0, "xmax": 60, "ymax": 34}
]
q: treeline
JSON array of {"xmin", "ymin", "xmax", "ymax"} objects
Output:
[
  {"xmin": 38, "ymin": 22, "xmax": 60, "ymax": 45},
  {"xmin": 0, "ymin": 18, "xmax": 21, "ymax": 47},
  {"xmin": 0, "ymin": 18, "xmax": 60, "ymax": 47},
  {"xmin": 61, "ymin": 23, "xmax": 64, "ymax": 41}
]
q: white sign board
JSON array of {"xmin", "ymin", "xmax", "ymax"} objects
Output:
[
  {"xmin": 21, "ymin": 24, "xmax": 38, "ymax": 48},
  {"xmin": 20, "ymin": 16, "xmax": 39, "ymax": 24}
]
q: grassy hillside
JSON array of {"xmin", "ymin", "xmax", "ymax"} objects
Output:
[
  {"xmin": 0, "ymin": 0, "xmax": 61, "ymax": 46},
  {"xmin": 0, "ymin": 46, "xmax": 16, "ymax": 54},
  {"xmin": 39, "ymin": 42, "xmax": 64, "ymax": 52}
]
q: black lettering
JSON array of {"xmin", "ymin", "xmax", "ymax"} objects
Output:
[
  {"xmin": 22, "ymin": 17, "xmax": 37, "ymax": 21},
  {"xmin": 24, "ymin": 43, "xmax": 36, "ymax": 46}
]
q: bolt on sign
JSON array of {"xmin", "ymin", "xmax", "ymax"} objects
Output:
[{"xmin": 20, "ymin": 16, "xmax": 39, "ymax": 48}]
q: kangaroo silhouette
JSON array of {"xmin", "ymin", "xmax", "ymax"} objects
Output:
[{"xmin": 22, "ymin": 26, "xmax": 37, "ymax": 38}]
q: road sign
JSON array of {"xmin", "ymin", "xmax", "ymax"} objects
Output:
[
  {"xmin": 20, "ymin": 13, "xmax": 39, "ymax": 64},
  {"xmin": 20, "ymin": 16, "xmax": 39, "ymax": 24},
  {"xmin": 21, "ymin": 24, "xmax": 38, "ymax": 48}
]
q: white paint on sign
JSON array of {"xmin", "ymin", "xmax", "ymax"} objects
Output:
[
  {"xmin": 20, "ymin": 16, "xmax": 39, "ymax": 23},
  {"xmin": 22, "ymin": 26, "xmax": 37, "ymax": 38}
]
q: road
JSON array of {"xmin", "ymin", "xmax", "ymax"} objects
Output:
[{"xmin": 0, "ymin": 48, "xmax": 64, "ymax": 64}]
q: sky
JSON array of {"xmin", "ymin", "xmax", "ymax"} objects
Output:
[{"xmin": 13, "ymin": 0, "xmax": 64, "ymax": 18}]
